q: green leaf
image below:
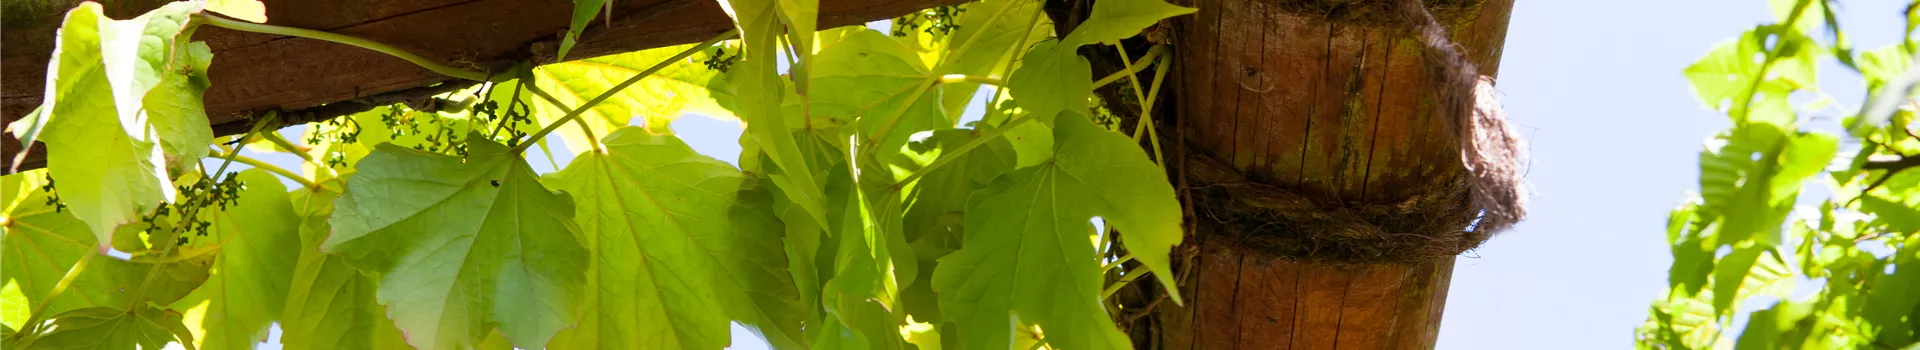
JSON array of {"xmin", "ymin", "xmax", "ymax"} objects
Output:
[
  {"xmin": 1860, "ymin": 196, "xmax": 1920, "ymax": 233},
  {"xmin": 25, "ymin": 306, "xmax": 194, "ymax": 349},
  {"xmin": 1682, "ymin": 28, "xmax": 1817, "ymax": 125},
  {"xmin": 811, "ymin": 29, "xmax": 946, "ymax": 162},
  {"xmin": 14, "ymin": 2, "xmax": 214, "ymax": 250},
  {"xmin": 895, "ymin": 129, "xmax": 1016, "ymax": 255},
  {"xmin": 322, "ymin": 134, "xmax": 589, "ymax": 350},
  {"xmin": 1061, "ymin": 0, "xmax": 1192, "ymax": 47},
  {"xmin": 936, "ymin": 0, "xmax": 1049, "ymax": 117},
  {"xmin": 204, "ymin": 0, "xmax": 267, "ymax": 23},
  {"xmin": 933, "ymin": 115, "xmax": 1182, "ymax": 350},
  {"xmin": 169, "ymin": 170, "xmax": 301, "ymax": 349},
  {"xmin": 144, "ymin": 41, "xmax": 216, "ymax": 171},
  {"xmin": 717, "ymin": 0, "xmax": 833, "ymax": 231},
  {"xmin": 1, "ymin": 172, "xmax": 207, "ymax": 327},
  {"xmin": 278, "ymin": 178, "xmax": 410, "ymax": 350},
  {"xmin": 1696, "ymin": 125, "xmax": 1835, "ymax": 247},
  {"xmin": 530, "ymin": 42, "xmax": 734, "ymax": 150},
  {"xmin": 559, "ymin": 0, "xmax": 606, "ymax": 61},
  {"xmin": 1006, "ymin": 42, "xmax": 1091, "ymax": 125},
  {"xmin": 545, "ymin": 127, "xmax": 805, "ymax": 349},
  {"xmin": 1710, "ymin": 245, "xmax": 1765, "ymax": 316},
  {"xmin": 1733, "ymin": 301, "xmax": 1814, "ymax": 350}
]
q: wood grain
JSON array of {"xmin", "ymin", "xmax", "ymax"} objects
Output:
[
  {"xmin": 1155, "ymin": 0, "xmax": 1514, "ymax": 347},
  {"xmin": 1, "ymin": 0, "xmax": 965, "ymax": 172}
]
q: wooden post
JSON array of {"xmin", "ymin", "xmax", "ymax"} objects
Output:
[{"xmin": 1152, "ymin": 0, "xmax": 1513, "ymax": 348}]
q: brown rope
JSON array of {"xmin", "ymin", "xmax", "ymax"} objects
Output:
[
  {"xmin": 1398, "ymin": 0, "xmax": 1529, "ymax": 234},
  {"xmin": 1177, "ymin": 0, "xmax": 1527, "ymax": 264},
  {"xmin": 1187, "ymin": 153, "xmax": 1481, "ymax": 263}
]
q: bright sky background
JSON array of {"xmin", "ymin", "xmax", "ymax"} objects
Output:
[
  {"xmin": 1438, "ymin": 0, "xmax": 1900, "ymax": 348},
  {"xmin": 206, "ymin": 0, "xmax": 1912, "ymax": 348}
]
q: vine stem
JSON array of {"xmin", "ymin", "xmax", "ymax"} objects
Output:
[
  {"xmin": 521, "ymin": 82, "xmax": 604, "ymax": 153},
  {"xmin": 1101, "ymin": 265, "xmax": 1151, "ymax": 300},
  {"xmin": 261, "ymin": 132, "xmax": 314, "ymax": 160},
  {"xmin": 197, "ymin": 14, "xmax": 490, "ymax": 81},
  {"xmin": 865, "ymin": 0, "xmax": 1023, "ymax": 150},
  {"xmin": 121, "ymin": 112, "xmax": 277, "ymax": 313},
  {"xmin": 890, "ymin": 114, "xmax": 1037, "ymax": 191},
  {"xmin": 512, "ymin": 29, "xmax": 739, "ymax": 154},
  {"xmin": 982, "ymin": 6, "xmax": 1047, "ymax": 126},
  {"xmin": 938, "ymin": 74, "xmax": 1004, "ymax": 86},
  {"xmin": 10, "ymin": 251, "xmax": 96, "ymax": 339},
  {"xmin": 217, "ymin": 150, "xmax": 320, "ymax": 189},
  {"xmin": 1090, "ymin": 46, "xmax": 1167, "ymax": 89},
  {"xmin": 1124, "ymin": 47, "xmax": 1172, "ymax": 167}
]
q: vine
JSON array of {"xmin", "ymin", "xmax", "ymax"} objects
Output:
[
  {"xmin": 1638, "ymin": 0, "xmax": 1920, "ymax": 348},
  {"xmin": 0, "ymin": 0, "xmax": 1203, "ymax": 348}
]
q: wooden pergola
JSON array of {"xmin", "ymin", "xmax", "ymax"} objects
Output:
[{"xmin": 0, "ymin": 0, "xmax": 1516, "ymax": 347}]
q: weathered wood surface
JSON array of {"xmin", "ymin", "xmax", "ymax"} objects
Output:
[
  {"xmin": 0, "ymin": 0, "xmax": 965, "ymax": 172},
  {"xmin": 1153, "ymin": 0, "xmax": 1513, "ymax": 347}
]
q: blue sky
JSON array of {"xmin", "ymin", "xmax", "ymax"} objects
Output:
[
  {"xmin": 1438, "ymin": 0, "xmax": 1900, "ymax": 348},
  {"xmin": 206, "ymin": 0, "xmax": 1910, "ymax": 348}
]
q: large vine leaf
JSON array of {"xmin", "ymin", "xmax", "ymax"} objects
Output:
[
  {"xmin": 813, "ymin": 29, "xmax": 947, "ymax": 165},
  {"xmin": 1062, "ymin": 0, "xmax": 1193, "ymax": 47},
  {"xmin": 559, "ymin": 0, "xmax": 606, "ymax": 61},
  {"xmin": 936, "ymin": 0, "xmax": 1050, "ymax": 117},
  {"xmin": 1695, "ymin": 124, "xmax": 1836, "ymax": 248},
  {"xmin": 933, "ymin": 115, "xmax": 1182, "ymax": 350},
  {"xmin": 22, "ymin": 306, "xmax": 195, "ymax": 349},
  {"xmin": 718, "ymin": 0, "xmax": 833, "ymax": 229},
  {"xmin": 322, "ymin": 134, "xmax": 589, "ymax": 350},
  {"xmin": 1681, "ymin": 28, "xmax": 1818, "ymax": 125},
  {"xmin": 1006, "ymin": 41, "xmax": 1091, "ymax": 125},
  {"xmin": 530, "ymin": 43, "xmax": 734, "ymax": 151},
  {"xmin": 169, "ymin": 170, "xmax": 301, "ymax": 349},
  {"xmin": 8, "ymin": 2, "xmax": 222, "ymax": 250},
  {"xmin": 278, "ymin": 178, "xmax": 410, "ymax": 350},
  {"xmin": 1, "ymin": 172, "xmax": 208, "ymax": 329},
  {"xmin": 891, "ymin": 129, "xmax": 1017, "ymax": 324},
  {"xmin": 545, "ymin": 127, "xmax": 804, "ymax": 349}
]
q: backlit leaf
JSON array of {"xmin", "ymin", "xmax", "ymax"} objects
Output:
[
  {"xmin": 170, "ymin": 170, "xmax": 301, "ymax": 349},
  {"xmin": 546, "ymin": 127, "xmax": 804, "ymax": 349},
  {"xmin": 323, "ymin": 134, "xmax": 589, "ymax": 350},
  {"xmin": 933, "ymin": 115, "xmax": 1181, "ymax": 350},
  {"xmin": 1061, "ymin": 0, "xmax": 1192, "ymax": 47},
  {"xmin": 278, "ymin": 178, "xmax": 410, "ymax": 350}
]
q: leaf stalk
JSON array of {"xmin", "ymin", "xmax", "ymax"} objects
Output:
[
  {"xmin": 512, "ymin": 29, "xmax": 740, "ymax": 154},
  {"xmin": 197, "ymin": 14, "xmax": 491, "ymax": 81}
]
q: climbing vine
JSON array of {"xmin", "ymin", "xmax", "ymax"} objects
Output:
[
  {"xmin": 1638, "ymin": 0, "xmax": 1920, "ymax": 348},
  {"xmin": 0, "ymin": 0, "xmax": 1197, "ymax": 349}
]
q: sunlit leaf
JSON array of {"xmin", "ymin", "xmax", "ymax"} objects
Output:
[
  {"xmin": 530, "ymin": 43, "xmax": 734, "ymax": 150},
  {"xmin": 1061, "ymin": 0, "xmax": 1192, "ymax": 47},
  {"xmin": 25, "ymin": 306, "xmax": 194, "ymax": 349},
  {"xmin": 323, "ymin": 134, "xmax": 588, "ymax": 350},
  {"xmin": 12, "ymin": 2, "xmax": 219, "ymax": 250},
  {"xmin": 933, "ymin": 115, "xmax": 1180, "ymax": 350},
  {"xmin": 204, "ymin": 0, "xmax": 267, "ymax": 23},
  {"xmin": 1006, "ymin": 41, "xmax": 1090, "ymax": 125},
  {"xmin": 546, "ymin": 127, "xmax": 804, "ymax": 349},
  {"xmin": 278, "ymin": 178, "xmax": 410, "ymax": 350},
  {"xmin": 169, "ymin": 170, "xmax": 300, "ymax": 349}
]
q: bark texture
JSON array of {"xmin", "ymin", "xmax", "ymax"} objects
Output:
[{"xmin": 1146, "ymin": 0, "xmax": 1514, "ymax": 347}]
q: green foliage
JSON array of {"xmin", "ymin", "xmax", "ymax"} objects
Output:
[
  {"xmin": 323, "ymin": 135, "xmax": 588, "ymax": 350},
  {"xmin": 1, "ymin": 0, "xmax": 1199, "ymax": 348},
  {"xmin": 1640, "ymin": 0, "xmax": 1920, "ymax": 348}
]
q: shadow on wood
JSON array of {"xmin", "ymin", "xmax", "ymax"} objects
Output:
[{"xmin": 0, "ymin": 0, "xmax": 965, "ymax": 173}]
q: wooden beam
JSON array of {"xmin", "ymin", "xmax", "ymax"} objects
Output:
[
  {"xmin": 1151, "ymin": 0, "xmax": 1514, "ymax": 347},
  {"xmin": 0, "ymin": 0, "xmax": 964, "ymax": 173}
]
